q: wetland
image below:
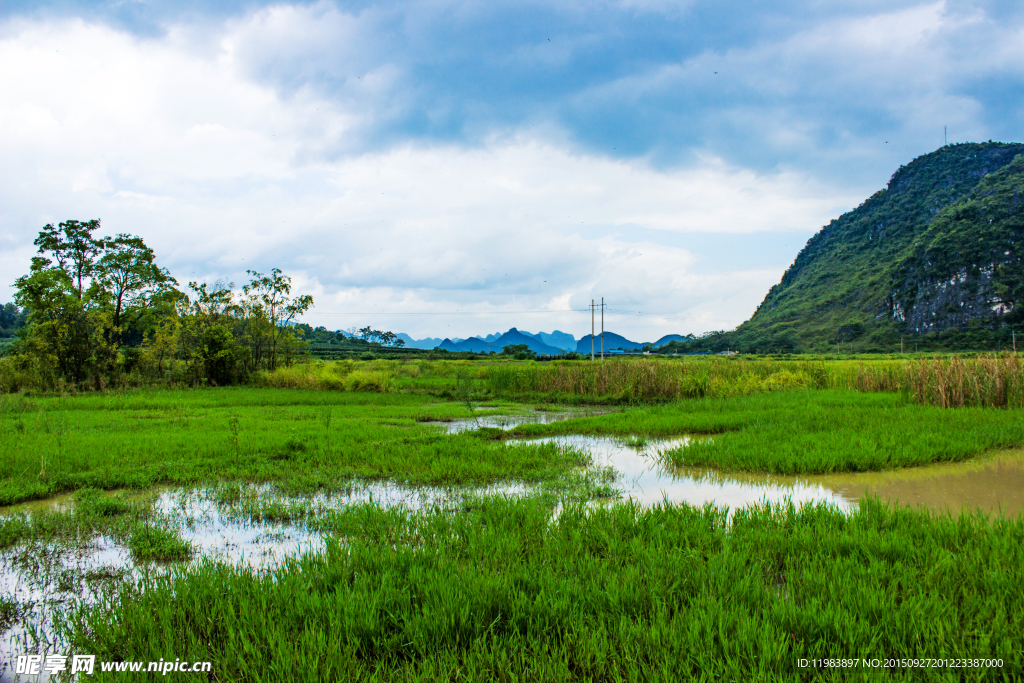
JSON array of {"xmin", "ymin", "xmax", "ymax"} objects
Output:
[{"xmin": 2, "ymin": 356, "xmax": 1024, "ymax": 681}]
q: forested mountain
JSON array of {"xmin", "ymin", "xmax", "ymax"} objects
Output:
[{"xmin": 664, "ymin": 142, "xmax": 1024, "ymax": 354}]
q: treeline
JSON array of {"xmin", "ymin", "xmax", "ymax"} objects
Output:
[
  {"xmin": 298, "ymin": 325, "xmax": 406, "ymax": 347},
  {"xmin": 0, "ymin": 219, "xmax": 312, "ymax": 392},
  {"xmin": 659, "ymin": 325, "xmax": 1022, "ymax": 355},
  {"xmin": 0, "ymin": 303, "xmax": 28, "ymax": 339}
]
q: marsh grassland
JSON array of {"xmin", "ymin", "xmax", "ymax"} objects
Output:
[{"xmin": 2, "ymin": 356, "xmax": 1023, "ymax": 681}]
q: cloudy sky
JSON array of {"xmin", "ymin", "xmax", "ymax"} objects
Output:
[{"xmin": 2, "ymin": 1, "xmax": 1022, "ymax": 341}]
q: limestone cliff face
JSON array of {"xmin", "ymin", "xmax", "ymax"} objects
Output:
[
  {"xmin": 893, "ymin": 264, "xmax": 1009, "ymax": 333},
  {"xmin": 888, "ymin": 152, "xmax": 1024, "ymax": 335}
]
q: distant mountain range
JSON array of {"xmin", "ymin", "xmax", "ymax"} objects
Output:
[
  {"xmin": 576, "ymin": 333, "xmax": 683, "ymax": 354},
  {"xmin": 390, "ymin": 328, "xmax": 686, "ymax": 355},
  {"xmin": 438, "ymin": 328, "xmax": 565, "ymax": 355},
  {"xmin": 396, "ymin": 333, "xmax": 445, "ymax": 350},
  {"xmin": 363, "ymin": 327, "xmax": 688, "ymax": 354},
  {"xmin": 399, "ymin": 329, "xmax": 578, "ymax": 352}
]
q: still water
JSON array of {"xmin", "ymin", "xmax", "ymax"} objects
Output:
[
  {"xmin": 423, "ymin": 408, "xmax": 612, "ymax": 433},
  {"xmin": 519, "ymin": 435, "xmax": 1024, "ymax": 517}
]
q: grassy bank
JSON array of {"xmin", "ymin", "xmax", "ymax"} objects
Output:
[{"xmin": 58, "ymin": 496, "xmax": 1023, "ymax": 682}]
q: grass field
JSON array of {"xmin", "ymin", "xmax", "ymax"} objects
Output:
[
  {"xmin": 0, "ymin": 389, "xmax": 588, "ymax": 507},
  {"xmin": 2, "ymin": 356, "xmax": 1023, "ymax": 680},
  {"xmin": 3, "ymin": 380, "xmax": 1024, "ymax": 506},
  {"xmin": 55, "ymin": 498, "xmax": 1024, "ymax": 682}
]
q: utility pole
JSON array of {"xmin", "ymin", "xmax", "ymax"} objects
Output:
[
  {"xmin": 944, "ymin": 125, "xmax": 947, "ymax": 146},
  {"xmin": 600, "ymin": 297, "xmax": 605, "ymax": 361},
  {"xmin": 590, "ymin": 300, "xmax": 595, "ymax": 361}
]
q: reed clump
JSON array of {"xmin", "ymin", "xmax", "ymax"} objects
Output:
[
  {"xmin": 488, "ymin": 358, "xmax": 829, "ymax": 400},
  {"xmin": 847, "ymin": 353, "xmax": 1024, "ymax": 408},
  {"xmin": 489, "ymin": 355, "xmax": 1024, "ymax": 408}
]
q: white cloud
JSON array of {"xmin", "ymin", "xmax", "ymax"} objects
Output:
[
  {"xmin": 0, "ymin": 14, "xmax": 858, "ymax": 340},
  {"xmin": 574, "ymin": 1, "xmax": 1024, "ymax": 172}
]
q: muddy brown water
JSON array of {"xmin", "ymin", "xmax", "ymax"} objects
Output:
[{"xmin": 517, "ymin": 435, "xmax": 1024, "ymax": 517}]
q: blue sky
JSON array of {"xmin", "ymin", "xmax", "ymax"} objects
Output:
[{"xmin": 2, "ymin": 1, "xmax": 1022, "ymax": 340}]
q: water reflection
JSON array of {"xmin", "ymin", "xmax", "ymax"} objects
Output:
[
  {"xmin": 425, "ymin": 408, "xmax": 612, "ymax": 433},
  {"xmin": 518, "ymin": 436, "xmax": 1024, "ymax": 517},
  {"xmin": 518, "ymin": 436, "xmax": 853, "ymax": 512}
]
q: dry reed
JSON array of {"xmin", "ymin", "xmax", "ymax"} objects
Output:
[
  {"xmin": 847, "ymin": 353, "xmax": 1024, "ymax": 408},
  {"xmin": 488, "ymin": 358, "xmax": 829, "ymax": 401},
  {"xmin": 489, "ymin": 354, "xmax": 1024, "ymax": 408}
]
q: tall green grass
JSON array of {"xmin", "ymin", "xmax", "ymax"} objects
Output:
[
  {"xmin": 58, "ymin": 496, "xmax": 1024, "ymax": 681},
  {"xmin": 252, "ymin": 361, "xmax": 394, "ymax": 392}
]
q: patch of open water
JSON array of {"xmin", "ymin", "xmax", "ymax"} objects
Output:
[
  {"xmin": 423, "ymin": 407, "xmax": 612, "ymax": 433},
  {"xmin": 517, "ymin": 435, "xmax": 1024, "ymax": 516}
]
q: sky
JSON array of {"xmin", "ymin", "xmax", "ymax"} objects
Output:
[{"xmin": 2, "ymin": 1, "xmax": 1023, "ymax": 341}]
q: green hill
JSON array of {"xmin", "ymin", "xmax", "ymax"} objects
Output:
[{"xmin": 665, "ymin": 142, "xmax": 1024, "ymax": 354}]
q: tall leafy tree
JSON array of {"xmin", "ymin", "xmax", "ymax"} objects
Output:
[
  {"xmin": 242, "ymin": 269, "xmax": 313, "ymax": 371},
  {"xmin": 14, "ymin": 220, "xmax": 181, "ymax": 385},
  {"xmin": 177, "ymin": 280, "xmax": 241, "ymax": 386},
  {"xmin": 33, "ymin": 219, "xmax": 102, "ymax": 299},
  {"xmin": 94, "ymin": 234, "xmax": 179, "ymax": 346},
  {"xmin": 15, "ymin": 221, "xmax": 106, "ymax": 382}
]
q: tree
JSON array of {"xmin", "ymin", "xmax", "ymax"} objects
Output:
[
  {"xmin": 15, "ymin": 221, "xmax": 107, "ymax": 383},
  {"xmin": 95, "ymin": 234, "xmax": 179, "ymax": 347},
  {"xmin": 33, "ymin": 219, "xmax": 102, "ymax": 299},
  {"xmin": 14, "ymin": 220, "xmax": 182, "ymax": 386},
  {"xmin": 501, "ymin": 343, "xmax": 536, "ymax": 360},
  {"xmin": 0, "ymin": 304, "xmax": 28, "ymax": 337},
  {"xmin": 241, "ymin": 269, "xmax": 314, "ymax": 371},
  {"xmin": 177, "ymin": 280, "xmax": 241, "ymax": 386}
]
